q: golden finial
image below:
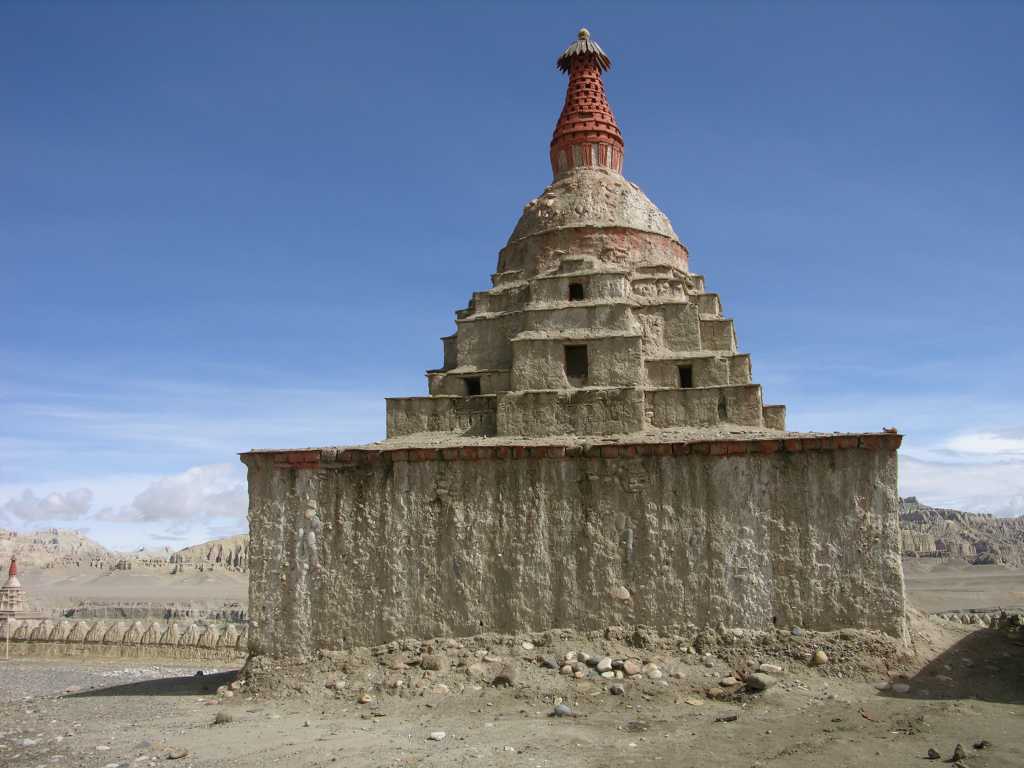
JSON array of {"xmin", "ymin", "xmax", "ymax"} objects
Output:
[{"xmin": 557, "ymin": 28, "xmax": 610, "ymax": 73}]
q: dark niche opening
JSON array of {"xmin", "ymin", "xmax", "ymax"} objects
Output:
[
  {"xmin": 718, "ymin": 393, "xmax": 728, "ymax": 421},
  {"xmin": 464, "ymin": 377, "xmax": 482, "ymax": 396},
  {"xmin": 568, "ymin": 282, "xmax": 586, "ymax": 301},
  {"xmin": 564, "ymin": 345, "xmax": 589, "ymax": 384},
  {"xmin": 678, "ymin": 365, "xmax": 694, "ymax": 388}
]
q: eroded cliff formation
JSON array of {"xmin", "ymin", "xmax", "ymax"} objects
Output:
[
  {"xmin": 171, "ymin": 534, "xmax": 249, "ymax": 571},
  {"xmin": 900, "ymin": 497, "xmax": 1024, "ymax": 565}
]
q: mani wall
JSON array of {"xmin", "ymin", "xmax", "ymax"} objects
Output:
[
  {"xmin": 1, "ymin": 618, "xmax": 247, "ymax": 660},
  {"xmin": 243, "ymin": 432, "xmax": 907, "ymax": 658}
]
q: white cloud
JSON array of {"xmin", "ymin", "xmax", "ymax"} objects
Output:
[
  {"xmin": 942, "ymin": 431, "xmax": 1024, "ymax": 458},
  {"xmin": 901, "ymin": 456, "xmax": 1024, "ymax": 517},
  {"xmin": 101, "ymin": 464, "xmax": 247, "ymax": 527},
  {"xmin": 0, "ymin": 463, "xmax": 249, "ymax": 548},
  {"xmin": 899, "ymin": 428, "xmax": 1024, "ymax": 515},
  {"xmin": 150, "ymin": 532, "xmax": 192, "ymax": 542},
  {"xmin": 0, "ymin": 487, "xmax": 93, "ymax": 523}
]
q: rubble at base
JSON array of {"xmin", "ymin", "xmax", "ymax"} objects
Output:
[{"xmin": 241, "ymin": 621, "xmax": 920, "ymax": 703}]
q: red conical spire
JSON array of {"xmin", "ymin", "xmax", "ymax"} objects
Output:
[
  {"xmin": 8, "ymin": 557, "xmax": 15, "ymax": 577},
  {"xmin": 550, "ymin": 28, "xmax": 624, "ymax": 177}
]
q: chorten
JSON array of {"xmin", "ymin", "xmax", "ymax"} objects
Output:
[
  {"xmin": 242, "ymin": 30, "xmax": 906, "ymax": 657},
  {"xmin": 387, "ymin": 29, "xmax": 784, "ymax": 440},
  {"xmin": 0, "ymin": 557, "xmax": 26, "ymax": 617}
]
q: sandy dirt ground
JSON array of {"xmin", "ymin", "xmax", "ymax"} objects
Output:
[
  {"xmin": 16, "ymin": 566, "xmax": 248, "ymax": 609},
  {"xmin": 13, "ymin": 566, "xmax": 248, "ymax": 623},
  {"xmin": 902, "ymin": 560, "xmax": 1024, "ymax": 614}
]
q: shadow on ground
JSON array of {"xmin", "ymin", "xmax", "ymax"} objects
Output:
[
  {"xmin": 70, "ymin": 670, "xmax": 239, "ymax": 697},
  {"xmin": 883, "ymin": 628, "xmax": 1023, "ymax": 705}
]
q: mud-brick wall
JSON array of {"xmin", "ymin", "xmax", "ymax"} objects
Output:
[{"xmin": 242, "ymin": 436, "xmax": 906, "ymax": 658}]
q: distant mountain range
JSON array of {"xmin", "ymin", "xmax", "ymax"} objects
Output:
[
  {"xmin": 0, "ymin": 527, "xmax": 247, "ymax": 570},
  {"xmin": 170, "ymin": 533, "xmax": 248, "ymax": 570},
  {"xmin": 3, "ymin": 498, "xmax": 1022, "ymax": 572},
  {"xmin": 0, "ymin": 527, "xmax": 116, "ymax": 566}
]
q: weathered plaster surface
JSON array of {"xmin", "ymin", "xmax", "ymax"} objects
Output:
[
  {"xmin": 386, "ymin": 396, "xmax": 497, "ymax": 438},
  {"xmin": 645, "ymin": 385, "xmax": 765, "ymax": 429},
  {"xmin": 497, "ymin": 388, "xmax": 645, "ymax": 437},
  {"xmin": 243, "ymin": 438, "xmax": 906, "ymax": 657},
  {"xmin": 509, "ymin": 168, "xmax": 679, "ymax": 244},
  {"xmin": 497, "ymin": 226, "xmax": 688, "ymax": 280}
]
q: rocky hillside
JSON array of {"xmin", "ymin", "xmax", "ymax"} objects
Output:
[
  {"xmin": 170, "ymin": 533, "xmax": 248, "ymax": 570},
  {"xmin": 0, "ymin": 528, "xmax": 248, "ymax": 572},
  {"xmin": 900, "ymin": 497, "xmax": 1024, "ymax": 566},
  {"xmin": 0, "ymin": 528, "xmax": 110, "ymax": 567}
]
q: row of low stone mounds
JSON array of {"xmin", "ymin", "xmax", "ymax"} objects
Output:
[
  {"xmin": 4, "ymin": 618, "xmax": 248, "ymax": 652},
  {"xmin": 932, "ymin": 611, "xmax": 1000, "ymax": 627},
  {"xmin": 932, "ymin": 610, "xmax": 1024, "ymax": 635}
]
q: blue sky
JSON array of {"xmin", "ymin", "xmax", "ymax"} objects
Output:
[{"xmin": 2, "ymin": 1, "xmax": 1022, "ymax": 549}]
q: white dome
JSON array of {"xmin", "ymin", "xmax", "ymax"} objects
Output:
[{"xmin": 509, "ymin": 168, "xmax": 679, "ymax": 244}]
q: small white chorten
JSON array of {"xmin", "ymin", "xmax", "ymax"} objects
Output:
[{"xmin": 0, "ymin": 556, "xmax": 26, "ymax": 617}]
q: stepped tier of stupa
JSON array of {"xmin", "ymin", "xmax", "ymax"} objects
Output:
[{"xmin": 387, "ymin": 29, "xmax": 782, "ymax": 442}]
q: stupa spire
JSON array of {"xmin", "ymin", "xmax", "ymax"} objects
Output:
[
  {"xmin": 8, "ymin": 557, "xmax": 15, "ymax": 577},
  {"xmin": 550, "ymin": 28, "xmax": 624, "ymax": 177}
]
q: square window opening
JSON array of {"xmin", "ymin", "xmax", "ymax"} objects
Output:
[
  {"xmin": 564, "ymin": 345, "xmax": 589, "ymax": 383},
  {"xmin": 464, "ymin": 377, "xmax": 482, "ymax": 396},
  {"xmin": 678, "ymin": 365, "xmax": 693, "ymax": 388},
  {"xmin": 568, "ymin": 282, "xmax": 586, "ymax": 301}
]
